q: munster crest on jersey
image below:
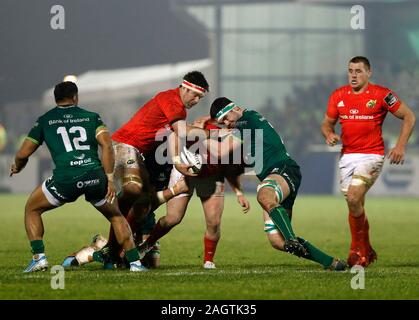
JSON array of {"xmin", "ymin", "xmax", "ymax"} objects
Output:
[{"xmin": 366, "ymin": 99, "xmax": 377, "ymax": 109}]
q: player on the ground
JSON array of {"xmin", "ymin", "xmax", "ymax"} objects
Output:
[
  {"xmin": 207, "ymin": 97, "xmax": 347, "ymax": 271},
  {"xmin": 10, "ymin": 81, "xmax": 145, "ymax": 272},
  {"xmin": 321, "ymin": 56, "xmax": 416, "ymax": 267},
  {"xmin": 62, "ymin": 144, "xmax": 188, "ymax": 269}
]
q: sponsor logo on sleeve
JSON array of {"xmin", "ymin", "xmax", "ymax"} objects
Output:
[{"xmin": 384, "ymin": 92, "xmax": 398, "ymax": 108}]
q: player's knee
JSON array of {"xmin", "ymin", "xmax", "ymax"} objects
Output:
[
  {"xmin": 346, "ymin": 192, "xmax": 362, "ymax": 208},
  {"xmin": 257, "ymin": 192, "xmax": 276, "ymax": 212},
  {"xmin": 163, "ymin": 215, "xmax": 183, "ymax": 227}
]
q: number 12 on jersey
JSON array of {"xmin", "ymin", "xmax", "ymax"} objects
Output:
[{"xmin": 57, "ymin": 126, "xmax": 90, "ymax": 152}]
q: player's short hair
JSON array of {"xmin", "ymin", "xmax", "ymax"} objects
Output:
[
  {"xmin": 349, "ymin": 56, "xmax": 371, "ymax": 70},
  {"xmin": 54, "ymin": 81, "xmax": 78, "ymax": 103},
  {"xmin": 183, "ymin": 71, "xmax": 209, "ymax": 92},
  {"xmin": 210, "ymin": 97, "xmax": 233, "ymax": 119}
]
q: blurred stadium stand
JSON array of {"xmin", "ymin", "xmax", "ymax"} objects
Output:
[{"xmin": 1, "ymin": 0, "xmax": 418, "ymax": 195}]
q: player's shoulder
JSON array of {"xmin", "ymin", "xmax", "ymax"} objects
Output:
[
  {"xmin": 156, "ymin": 88, "xmax": 180, "ymax": 101},
  {"xmin": 330, "ymin": 85, "xmax": 351, "ymax": 98},
  {"xmin": 368, "ymin": 83, "xmax": 395, "ymax": 96},
  {"xmin": 74, "ymin": 106, "xmax": 104, "ymax": 121},
  {"xmin": 38, "ymin": 107, "xmax": 59, "ymax": 122},
  {"xmin": 74, "ymin": 105, "xmax": 98, "ymax": 115}
]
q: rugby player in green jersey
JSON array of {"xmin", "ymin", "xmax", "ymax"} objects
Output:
[
  {"xmin": 10, "ymin": 82, "xmax": 146, "ymax": 272},
  {"xmin": 209, "ymin": 97, "xmax": 346, "ymax": 271}
]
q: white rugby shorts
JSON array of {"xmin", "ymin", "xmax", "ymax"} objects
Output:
[{"xmin": 339, "ymin": 153, "xmax": 384, "ymax": 193}]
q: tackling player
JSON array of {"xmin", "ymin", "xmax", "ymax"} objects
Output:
[
  {"xmin": 321, "ymin": 56, "xmax": 416, "ymax": 267},
  {"xmin": 139, "ymin": 118, "xmax": 250, "ymax": 269},
  {"xmin": 208, "ymin": 97, "xmax": 347, "ymax": 271},
  {"xmin": 10, "ymin": 82, "xmax": 145, "ymax": 272}
]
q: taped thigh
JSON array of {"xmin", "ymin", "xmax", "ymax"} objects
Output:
[
  {"xmin": 350, "ymin": 175, "xmax": 371, "ymax": 188},
  {"xmin": 257, "ymin": 179, "xmax": 283, "ymax": 203},
  {"xmin": 122, "ymin": 174, "xmax": 143, "ymax": 188}
]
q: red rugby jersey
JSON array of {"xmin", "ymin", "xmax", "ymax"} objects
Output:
[
  {"xmin": 112, "ymin": 88, "xmax": 186, "ymax": 154},
  {"xmin": 327, "ymin": 83, "xmax": 401, "ymax": 155}
]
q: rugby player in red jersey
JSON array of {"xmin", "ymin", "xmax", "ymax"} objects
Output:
[
  {"xmin": 321, "ymin": 56, "xmax": 416, "ymax": 267},
  {"xmin": 102, "ymin": 71, "xmax": 212, "ymax": 264}
]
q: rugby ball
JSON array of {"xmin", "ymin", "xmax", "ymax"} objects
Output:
[{"xmin": 180, "ymin": 146, "xmax": 203, "ymax": 174}]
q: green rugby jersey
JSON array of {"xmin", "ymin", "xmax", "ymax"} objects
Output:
[
  {"xmin": 27, "ymin": 105, "xmax": 106, "ymax": 180},
  {"xmin": 233, "ymin": 109, "xmax": 298, "ymax": 179}
]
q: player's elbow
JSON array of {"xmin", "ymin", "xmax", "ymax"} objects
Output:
[{"xmin": 409, "ymin": 110, "xmax": 416, "ymax": 126}]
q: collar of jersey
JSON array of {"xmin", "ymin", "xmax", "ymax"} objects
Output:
[{"xmin": 56, "ymin": 104, "xmax": 76, "ymax": 109}]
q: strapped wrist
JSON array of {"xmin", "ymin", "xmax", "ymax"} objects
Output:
[{"xmin": 106, "ymin": 173, "xmax": 114, "ymax": 182}]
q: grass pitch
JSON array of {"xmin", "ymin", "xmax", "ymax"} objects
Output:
[{"xmin": 0, "ymin": 194, "xmax": 418, "ymax": 300}]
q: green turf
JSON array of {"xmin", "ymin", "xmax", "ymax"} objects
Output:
[{"xmin": 1, "ymin": 194, "xmax": 418, "ymax": 300}]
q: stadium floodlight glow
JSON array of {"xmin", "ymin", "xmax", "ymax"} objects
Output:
[{"xmin": 63, "ymin": 75, "xmax": 78, "ymax": 84}]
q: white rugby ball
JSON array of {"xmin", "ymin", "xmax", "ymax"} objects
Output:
[{"xmin": 180, "ymin": 146, "xmax": 203, "ymax": 174}]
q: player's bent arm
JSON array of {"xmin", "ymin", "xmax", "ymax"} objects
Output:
[
  {"xmin": 391, "ymin": 102, "xmax": 416, "ymax": 148},
  {"xmin": 168, "ymin": 126, "xmax": 198, "ymax": 177},
  {"xmin": 220, "ymin": 134, "xmax": 242, "ymax": 159},
  {"xmin": 321, "ymin": 115, "xmax": 340, "ymax": 146},
  {"xmin": 172, "ymin": 119, "xmax": 209, "ymax": 140},
  {"xmin": 96, "ymin": 128, "xmax": 117, "ymax": 203},
  {"xmin": 96, "ymin": 128, "xmax": 114, "ymax": 176},
  {"xmin": 192, "ymin": 115, "xmax": 211, "ymax": 129},
  {"xmin": 10, "ymin": 138, "xmax": 39, "ymax": 175},
  {"xmin": 387, "ymin": 102, "xmax": 416, "ymax": 164}
]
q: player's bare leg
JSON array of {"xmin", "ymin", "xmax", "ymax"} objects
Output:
[
  {"xmin": 106, "ymin": 160, "xmax": 150, "ymax": 260},
  {"xmin": 140, "ymin": 234, "xmax": 160, "ymax": 269},
  {"xmin": 24, "ymin": 186, "xmax": 56, "ymax": 242},
  {"xmin": 201, "ymin": 195, "xmax": 224, "ymax": 269},
  {"xmin": 23, "ymin": 186, "xmax": 56, "ymax": 272},
  {"xmin": 139, "ymin": 196, "xmax": 190, "ymax": 259},
  {"xmin": 94, "ymin": 201, "xmax": 145, "ymax": 271}
]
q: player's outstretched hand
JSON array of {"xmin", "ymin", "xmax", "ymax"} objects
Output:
[
  {"xmin": 237, "ymin": 194, "xmax": 250, "ymax": 214},
  {"xmin": 175, "ymin": 163, "xmax": 198, "ymax": 177},
  {"xmin": 106, "ymin": 181, "xmax": 116, "ymax": 204},
  {"xmin": 325, "ymin": 133, "xmax": 340, "ymax": 146},
  {"xmin": 387, "ymin": 145, "xmax": 405, "ymax": 165},
  {"xmin": 9, "ymin": 163, "xmax": 19, "ymax": 176}
]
